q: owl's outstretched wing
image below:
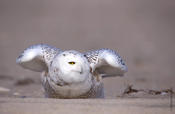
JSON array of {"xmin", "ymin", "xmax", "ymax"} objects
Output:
[
  {"xmin": 16, "ymin": 44, "xmax": 62, "ymax": 72},
  {"xmin": 84, "ymin": 48, "xmax": 127, "ymax": 77}
]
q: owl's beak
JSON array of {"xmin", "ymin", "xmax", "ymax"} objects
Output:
[{"xmin": 75, "ymin": 65, "xmax": 83, "ymax": 74}]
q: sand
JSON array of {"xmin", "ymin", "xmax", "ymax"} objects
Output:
[
  {"xmin": 0, "ymin": 98, "xmax": 174, "ymax": 114},
  {"xmin": 0, "ymin": 0, "xmax": 175, "ymax": 113}
]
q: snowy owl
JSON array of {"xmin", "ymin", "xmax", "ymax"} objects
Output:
[{"xmin": 16, "ymin": 44, "xmax": 127, "ymax": 98}]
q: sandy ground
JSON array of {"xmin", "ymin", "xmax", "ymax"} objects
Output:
[
  {"xmin": 0, "ymin": 98, "xmax": 174, "ymax": 114},
  {"xmin": 0, "ymin": 0, "xmax": 175, "ymax": 113}
]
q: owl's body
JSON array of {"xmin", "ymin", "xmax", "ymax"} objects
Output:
[
  {"xmin": 42, "ymin": 72, "xmax": 104, "ymax": 98},
  {"xmin": 16, "ymin": 44, "xmax": 127, "ymax": 98}
]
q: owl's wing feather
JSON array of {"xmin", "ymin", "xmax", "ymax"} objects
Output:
[
  {"xmin": 16, "ymin": 44, "xmax": 62, "ymax": 72},
  {"xmin": 84, "ymin": 49, "xmax": 127, "ymax": 77}
]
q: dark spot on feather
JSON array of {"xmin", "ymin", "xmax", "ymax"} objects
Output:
[
  {"xmin": 18, "ymin": 54, "xmax": 23, "ymax": 59},
  {"xmin": 92, "ymin": 58, "xmax": 96, "ymax": 61},
  {"xmin": 90, "ymin": 67, "xmax": 92, "ymax": 73},
  {"xmin": 54, "ymin": 68, "xmax": 59, "ymax": 72}
]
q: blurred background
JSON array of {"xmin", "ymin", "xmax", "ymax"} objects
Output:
[{"xmin": 0, "ymin": 0, "xmax": 175, "ymax": 98}]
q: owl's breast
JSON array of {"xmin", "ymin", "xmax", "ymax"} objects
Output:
[{"xmin": 41, "ymin": 73, "xmax": 103, "ymax": 98}]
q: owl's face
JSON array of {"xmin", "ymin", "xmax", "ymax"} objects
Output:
[{"xmin": 49, "ymin": 50, "xmax": 91, "ymax": 85}]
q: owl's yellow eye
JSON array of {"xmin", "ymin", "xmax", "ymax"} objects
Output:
[{"xmin": 68, "ymin": 61, "xmax": 75, "ymax": 65}]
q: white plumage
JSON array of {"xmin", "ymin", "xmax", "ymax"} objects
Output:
[{"xmin": 16, "ymin": 44, "xmax": 127, "ymax": 98}]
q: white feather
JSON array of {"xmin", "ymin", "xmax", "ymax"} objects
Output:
[
  {"xmin": 16, "ymin": 44, "xmax": 61, "ymax": 72},
  {"xmin": 84, "ymin": 48, "xmax": 127, "ymax": 77}
]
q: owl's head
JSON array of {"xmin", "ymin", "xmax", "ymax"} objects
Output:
[{"xmin": 49, "ymin": 50, "xmax": 91, "ymax": 85}]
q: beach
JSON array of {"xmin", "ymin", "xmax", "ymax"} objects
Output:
[
  {"xmin": 0, "ymin": 98, "xmax": 174, "ymax": 114},
  {"xmin": 0, "ymin": 0, "xmax": 175, "ymax": 113}
]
